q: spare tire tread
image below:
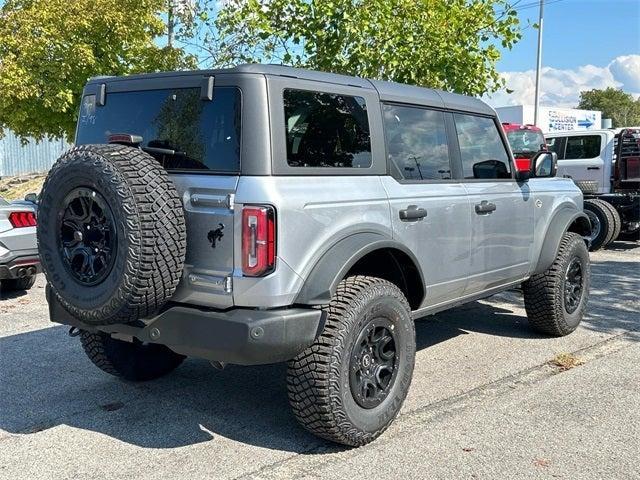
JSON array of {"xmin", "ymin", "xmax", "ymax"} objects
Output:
[{"xmin": 38, "ymin": 144, "xmax": 186, "ymax": 325}]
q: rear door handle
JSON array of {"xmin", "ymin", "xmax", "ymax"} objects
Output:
[
  {"xmin": 587, "ymin": 166, "xmax": 600, "ymax": 170},
  {"xmin": 475, "ymin": 201, "xmax": 497, "ymax": 214},
  {"xmin": 399, "ymin": 205, "xmax": 428, "ymax": 221}
]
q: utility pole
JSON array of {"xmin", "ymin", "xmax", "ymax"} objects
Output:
[
  {"xmin": 533, "ymin": 0, "xmax": 544, "ymax": 126},
  {"xmin": 167, "ymin": 0, "xmax": 175, "ymax": 48}
]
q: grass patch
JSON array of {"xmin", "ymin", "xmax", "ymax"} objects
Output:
[{"xmin": 550, "ymin": 352, "xmax": 584, "ymax": 371}]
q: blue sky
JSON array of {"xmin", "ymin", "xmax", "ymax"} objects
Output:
[{"xmin": 489, "ymin": 0, "xmax": 640, "ymax": 107}]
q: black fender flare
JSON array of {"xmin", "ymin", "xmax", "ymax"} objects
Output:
[
  {"xmin": 533, "ymin": 208, "xmax": 591, "ymax": 274},
  {"xmin": 294, "ymin": 232, "xmax": 425, "ymax": 305}
]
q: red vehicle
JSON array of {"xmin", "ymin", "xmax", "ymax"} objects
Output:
[{"xmin": 502, "ymin": 123, "xmax": 547, "ymax": 171}]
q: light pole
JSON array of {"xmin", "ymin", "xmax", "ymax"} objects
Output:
[{"xmin": 533, "ymin": 0, "xmax": 544, "ymax": 126}]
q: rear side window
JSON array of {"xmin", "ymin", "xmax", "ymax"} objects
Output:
[
  {"xmin": 382, "ymin": 104, "xmax": 451, "ymax": 180},
  {"xmin": 76, "ymin": 87, "xmax": 241, "ymax": 172},
  {"xmin": 546, "ymin": 137, "xmax": 566, "ymax": 159},
  {"xmin": 454, "ymin": 114, "xmax": 512, "ymax": 179},
  {"xmin": 564, "ymin": 135, "xmax": 602, "ymax": 159},
  {"xmin": 283, "ymin": 89, "xmax": 372, "ymax": 168}
]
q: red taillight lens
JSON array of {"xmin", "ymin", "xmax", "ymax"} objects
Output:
[
  {"xmin": 242, "ymin": 205, "xmax": 276, "ymax": 277},
  {"xmin": 8, "ymin": 211, "xmax": 37, "ymax": 228}
]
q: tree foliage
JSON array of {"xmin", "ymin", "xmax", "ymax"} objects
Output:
[
  {"xmin": 213, "ymin": 0, "xmax": 521, "ymax": 96},
  {"xmin": 577, "ymin": 88, "xmax": 640, "ymax": 128},
  {"xmin": 0, "ymin": 0, "xmax": 196, "ymax": 141}
]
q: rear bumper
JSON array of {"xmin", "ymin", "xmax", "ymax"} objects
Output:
[
  {"xmin": 0, "ymin": 251, "xmax": 41, "ymax": 280},
  {"xmin": 46, "ymin": 286, "xmax": 326, "ymax": 365}
]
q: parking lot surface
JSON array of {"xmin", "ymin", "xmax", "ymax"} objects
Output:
[{"xmin": 1, "ymin": 242, "xmax": 638, "ymax": 480}]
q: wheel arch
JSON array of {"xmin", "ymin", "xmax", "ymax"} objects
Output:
[
  {"xmin": 533, "ymin": 207, "xmax": 591, "ymax": 275},
  {"xmin": 294, "ymin": 233, "xmax": 425, "ymax": 309}
]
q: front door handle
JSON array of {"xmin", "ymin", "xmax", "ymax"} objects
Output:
[
  {"xmin": 587, "ymin": 166, "xmax": 600, "ymax": 170},
  {"xmin": 475, "ymin": 201, "xmax": 497, "ymax": 214},
  {"xmin": 399, "ymin": 205, "xmax": 428, "ymax": 221}
]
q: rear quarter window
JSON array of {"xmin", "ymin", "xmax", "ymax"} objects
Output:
[
  {"xmin": 283, "ymin": 89, "xmax": 372, "ymax": 168},
  {"xmin": 76, "ymin": 87, "xmax": 241, "ymax": 172}
]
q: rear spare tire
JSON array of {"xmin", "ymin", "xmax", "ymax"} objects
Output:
[{"xmin": 37, "ymin": 144, "xmax": 186, "ymax": 326}]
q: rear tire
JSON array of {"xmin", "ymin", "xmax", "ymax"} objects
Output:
[
  {"xmin": 80, "ymin": 330, "xmax": 185, "ymax": 381},
  {"xmin": 523, "ymin": 232, "xmax": 590, "ymax": 336},
  {"xmin": 583, "ymin": 199, "xmax": 615, "ymax": 250},
  {"xmin": 287, "ymin": 276, "xmax": 415, "ymax": 447},
  {"xmin": 1, "ymin": 275, "xmax": 36, "ymax": 292},
  {"xmin": 599, "ymin": 200, "xmax": 621, "ymax": 244}
]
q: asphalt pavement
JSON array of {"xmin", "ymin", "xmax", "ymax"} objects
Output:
[{"xmin": 0, "ymin": 241, "xmax": 638, "ymax": 480}]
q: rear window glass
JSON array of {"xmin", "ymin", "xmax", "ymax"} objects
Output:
[
  {"xmin": 76, "ymin": 87, "xmax": 241, "ymax": 172},
  {"xmin": 284, "ymin": 89, "xmax": 372, "ymax": 168}
]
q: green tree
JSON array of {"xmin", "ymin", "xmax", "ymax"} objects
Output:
[
  {"xmin": 577, "ymin": 87, "xmax": 640, "ymax": 128},
  {"xmin": 212, "ymin": 0, "xmax": 521, "ymax": 96},
  {"xmin": 0, "ymin": 0, "xmax": 196, "ymax": 142}
]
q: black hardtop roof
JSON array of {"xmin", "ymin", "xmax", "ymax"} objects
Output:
[{"xmin": 87, "ymin": 64, "xmax": 495, "ymax": 116}]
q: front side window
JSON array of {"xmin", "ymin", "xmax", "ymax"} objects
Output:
[
  {"xmin": 383, "ymin": 104, "xmax": 451, "ymax": 180},
  {"xmin": 564, "ymin": 135, "xmax": 602, "ymax": 160},
  {"xmin": 283, "ymin": 89, "xmax": 372, "ymax": 168},
  {"xmin": 546, "ymin": 137, "xmax": 566, "ymax": 160},
  {"xmin": 506, "ymin": 130, "xmax": 546, "ymax": 158},
  {"xmin": 454, "ymin": 114, "xmax": 512, "ymax": 179},
  {"xmin": 76, "ymin": 87, "xmax": 241, "ymax": 172}
]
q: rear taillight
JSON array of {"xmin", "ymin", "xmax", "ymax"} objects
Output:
[
  {"xmin": 241, "ymin": 205, "xmax": 276, "ymax": 277},
  {"xmin": 8, "ymin": 211, "xmax": 37, "ymax": 228}
]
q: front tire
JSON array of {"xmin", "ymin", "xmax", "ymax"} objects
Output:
[
  {"xmin": 287, "ymin": 276, "xmax": 415, "ymax": 447},
  {"xmin": 80, "ymin": 331, "xmax": 185, "ymax": 381},
  {"xmin": 523, "ymin": 232, "xmax": 590, "ymax": 336},
  {"xmin": 583, "ymin": 199, "xmax": 614, "ymax": 251}
]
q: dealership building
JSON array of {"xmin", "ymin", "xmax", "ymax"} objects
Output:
[{"xmin": 495, "ymin": 105, "xmax": 603, "ymax": 133}]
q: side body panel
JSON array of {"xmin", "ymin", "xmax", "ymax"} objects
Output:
[{"xmin": 381, "ymin": 178, "xmax": 471, "ymax": 307}]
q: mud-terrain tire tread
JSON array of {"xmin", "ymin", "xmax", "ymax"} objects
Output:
[
  {"xmin": 287, "ymin": 275, "xmax": 415, "ymax": 447},
  {"xmin": 583, "ymin": 198, "xmax": 615, "ymax": 251},
  {"xmin": 523, "ymin": 232, "xmax": 590, "ymax": 336},
  {"xmin": 598, "ymin": 200, "xmax": 621, "ymax": 244},
  {"xmin": 80, "ymin": 330, "xmax": 185, "ymax": 381},
  {"xmin": 38, "ymin": 144, "xmax": 186, "ymax": 325},
  {"xmin": 1, "ymin": 275, "xmax": 36, "ymax": 292}
]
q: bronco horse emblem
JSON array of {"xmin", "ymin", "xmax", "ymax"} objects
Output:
[{"xmin": 207, "ymin": 223, "xmax": 224, "ymax": 248}]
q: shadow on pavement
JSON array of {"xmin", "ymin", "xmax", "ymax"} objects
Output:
[{"xmin": 0, "ymin": 252, "xmax": 637, "ymax": 452}]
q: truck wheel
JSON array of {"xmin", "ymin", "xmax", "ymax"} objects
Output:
[
  {"xmin": 523, "ymin": 232, "xmax": 590, "ymax": 336},
  {"xmin": 573, "ymin": 180, "xmax": 599, "ymax": 194},
  {"xmin": 80, "ymin": 330, "xmax": 185, "ymax": 381},
  {"xmin": 583, "ymin": 199, "xmax": 614, "ymax": 250},
  {"xmin": 599, "ymin": 200, "xmax": 621, "ymax": 244},
  {"xmin": 37, "ymin": 144, "xmax": 186, "ymax": 326},
  {"xmin": 1, "ymin": 275, "xmax": 36, "ymax": 292},
  {"xmin": 287, "ymin": 276, "xmax": 415, "ymax": 446}
]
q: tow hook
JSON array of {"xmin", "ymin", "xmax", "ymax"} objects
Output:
[
  {"xmin": 210, "ymin": 361, "xmax": 226, "ymax": 370},
  {"xmin": 68, "ymin": 326, "xmax": 81, "ymax": 337}
]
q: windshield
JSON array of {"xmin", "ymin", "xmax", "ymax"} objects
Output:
[
  {"xmin": 76, "ymin": 87, "xmax": 241, "ymax": 172},
  {"xmin": 507, "ymin": 130, "xmax": 545, "ymax": 157}
]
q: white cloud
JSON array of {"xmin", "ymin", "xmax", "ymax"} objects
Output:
[{"xmin": 486, "ymin": 54, "xmax": 640, "ymax": 108}]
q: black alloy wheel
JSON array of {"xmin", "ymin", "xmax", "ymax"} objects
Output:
[
  {"xmin": 564, "ymin": 257, "xmax": 584, "ymax": 314},
  {"xmin": 58, "ymin": 187, "xmax": 117, "ymax": 286}
]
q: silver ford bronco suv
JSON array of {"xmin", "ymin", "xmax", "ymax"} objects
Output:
[{"xmin": 39, "ymin": 65, "xmax": 591, "ymax": 447}]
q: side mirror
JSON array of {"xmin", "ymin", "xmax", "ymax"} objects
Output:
[
  {"xmin": 530, "ymin": 151, "xmax": 557, "ymax": 178},
  {"xmin": 24, "ymin": 192, "xmax": 38, "ymax": 204}
]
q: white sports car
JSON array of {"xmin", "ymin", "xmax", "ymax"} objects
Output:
[{"xmin": 0, "ymin": 195, "xmax": 40, "ymax": 292}]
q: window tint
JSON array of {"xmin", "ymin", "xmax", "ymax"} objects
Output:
[
  {"xmin": 564, "ymin": 135, "xmax": 602, "ymax": 159},
  {"xmin": 284, "ymin": 89, "xmax": 371, "ymax": 168},
  {"xmin": 76, "ymin": 87, "xmax": 241, "ymax": 172},
  {"xmin": 454, "ymin": 114, "xmax": 512, "ymax": 179},
  {"xmin": 546, "ymin": 137, "xmax": 566, "ymax": 160},
  {"xmin": 383, "ymin": 104, "xmax": 451, "ymax": 180}
]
